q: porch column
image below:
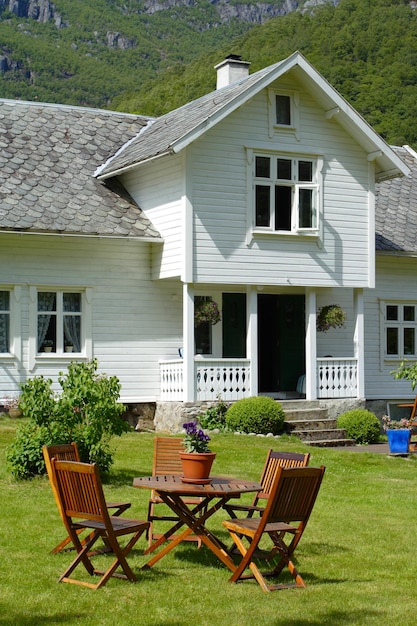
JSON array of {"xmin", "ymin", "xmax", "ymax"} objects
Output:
[
  {"xmin": 247, "ymin": 286, "xmax": 258, "ymax": 396},
  {"xmin": 183, "ymin": 283, "xmax": 195, "ymax": 402},
  {"xmin": 354, "ymin": 288, "xmax": 365, "ymax": 398},
  {"xmin": 305, "ymin": 288, "xmax": 317, "ymax": 400}
]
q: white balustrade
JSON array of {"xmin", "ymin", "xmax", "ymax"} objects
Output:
[
  {"xmin": 317, "ymin": 358, "xmax": 358, "ymax": 398},
  {"xmin": 160, "ymin": 358, "xmax": 251, "ymax": 401},
  {"xmin": 160, "ymin": 359, "xmax": 184, "ymax": 401},
  {"xmin": 160, "ymin": 357, "xmax": 358, "ymax": 401},
  {"xmin": 195, "ymin": 359, "xmax": 250, "ymax": 401}
]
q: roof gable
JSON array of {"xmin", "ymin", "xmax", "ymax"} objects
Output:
[
  {"xmin": 97, "ymin": 52, "xmax": 409, "ymax": 183},
  {"xmin": 0, "ymin": 100, "xmax": 161, "ymax": 239}
]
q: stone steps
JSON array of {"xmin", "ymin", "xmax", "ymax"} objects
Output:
[{"xmin": 280, "ymin": 400, "xmax": 355, "ymax": 448}]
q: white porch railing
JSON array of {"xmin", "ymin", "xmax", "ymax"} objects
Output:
[
  {"xmin": 195, "ymin": 359, "xmax": 250, "ymax": 401},
  {"xmin": 317, "ymin": 357, "xmax": 358, "ymax": 399},
  {"xmin": 160, "ymin": 359, "xmax": 184, "ymax": 401},
  {"xmin": 160, "ymin": 357, "xmax": 358, "ymax": 401},
  {"xmin": 160, "ymin": 358, "xmax": 251, "ymax": 401}
]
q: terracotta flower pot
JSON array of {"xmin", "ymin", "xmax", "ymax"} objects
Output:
[{"xmin": 179, "ymin": 451, "xmax": 216, "ymax": 484}]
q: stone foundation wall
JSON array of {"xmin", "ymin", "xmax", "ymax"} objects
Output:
[
  {"xmin": 124, "ymin": 397, "xmax": 384, "ymax": 433},
  {"xmin": 154, "ymin": 401, "xmax": 232, "ymax": 433}
]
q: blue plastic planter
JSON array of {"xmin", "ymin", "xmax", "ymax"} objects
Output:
[{"xmin": 387, "ymin": 429, "xmax": 410, "ymax": 454}]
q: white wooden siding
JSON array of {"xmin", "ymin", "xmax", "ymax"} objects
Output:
[
  {"xmin": 365, "ymin": 254, "xmax": 417, "ymax": 400},
  {"xmin": 121, "ymin": 153, "xmax": 184, "ymax": 280},
  {"xmin": 189, "ymin": 81, "xmax": 371, "ymax": 287},
  {"xmin": 0, "ymin": 234, "xmax": 182, "ymax": 399}
]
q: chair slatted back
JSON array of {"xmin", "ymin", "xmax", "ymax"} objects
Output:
[
  {"xmin": 153, "ymin": 437, "xmax": 186, "ymax": 476},
  {"xmin": 264, "ymin": 466, "xmax": 325, "ymax": 526},
  {"xmin": 258, "ymin": 451, "xmax": 310, "ymax": 500},
  {"xmin": 43, "ymin": 443, "xmax": 81, "ymax": 518},
  {"xmin": 51, "ymin": 459, "xmax": 107, "ymax": 523}
]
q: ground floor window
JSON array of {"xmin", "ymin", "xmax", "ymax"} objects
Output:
[
  {"xmin": 0, "ymin": 291, "xmax": 10, "ymax": 353},
  {"xmin": 384, "ymin": 301, "xmax": 417, "ymax": 358},
  {"xmin": 37, "ymin": 290, "xmax": 82, "ymax": 354}
]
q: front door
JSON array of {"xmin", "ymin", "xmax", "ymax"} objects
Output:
[{"xmin": 258, "ymin": 294, "xmax": 305, "ymax": 394}]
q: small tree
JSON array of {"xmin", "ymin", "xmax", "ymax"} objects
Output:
[
  {"xmin": 6, "ymin": 359, "xmax": 128, "ymax": 479},
  {"xmin": 391, "ymin": 360, "xmax": 417, "ymax": 389}
]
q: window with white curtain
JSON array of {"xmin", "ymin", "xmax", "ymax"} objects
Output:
[
  {"xmin": 37, "ymin": 291, "xmax": 82, "ymax": 354},
  {"xmin": 0, "ymin": 291, "xmax": 10, "ymax": 353}
]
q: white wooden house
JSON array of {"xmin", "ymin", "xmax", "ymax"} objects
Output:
[{"xmin": 0, "ymin": 52, "xmax": 411, "ymax": 414}]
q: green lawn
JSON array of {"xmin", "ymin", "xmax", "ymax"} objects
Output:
[{"xmin": 1, "ymin": 417, "xmax": 416, "ymax": 626}]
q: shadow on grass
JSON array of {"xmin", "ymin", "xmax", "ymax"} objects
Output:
[
  {"xmin": 102, "ymin": 467, "xmax": 148, "ymax": 486},
  {"xmin": 0, "ymin": 613, "xmax": 90, "ymax": 626},
  {"xmin": 262, "ymin": 610, "xmax": 387, "ymax": 625}
]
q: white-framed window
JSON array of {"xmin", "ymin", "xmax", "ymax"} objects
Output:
[
  {"xmin": 0, "ymin": 290, "xmax": 10, "ymax": 354},
  {"xmin": 383, "ymin": 301, "xmax": 417, "ymax": 359},
  {"xmin": 253, "ymin": 153, "xmax": 319, "ymax": 233},
  {"xmin": 268, "ymin": 89, "xmax": 299, "ymax": 136},
  {"xmin": 37, "ymin": 290, "xmax": 83, "ymax": 355}
]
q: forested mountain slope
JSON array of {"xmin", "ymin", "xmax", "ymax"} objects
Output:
[
  {"xmin": 1, "ymin": 0, "xmax": 417, "ymax": 147},
  {"xmin": 115, "ymin": 0, "xmax": 417, "ymax": 148},
  {"xmin": 0, "ymin": 0, "xmax": 331, "ymax": 106}
]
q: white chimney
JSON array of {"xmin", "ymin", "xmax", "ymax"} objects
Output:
[{"xmin": 215, "ymin": 55, "xmax": 251, "ymax": 89}]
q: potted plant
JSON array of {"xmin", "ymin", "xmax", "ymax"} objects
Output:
[
  {"xmin": 3, "ymin": 395, "xmax": 22, "ymax": 418},
  {"xmin": 179, "ymin": 421, "xmax": 216, "ymax": 483},
  {"xmin": 317, "ymin": 304, "xmax": 346, "ymax": 332},
  {"xmin": 42, "ymin": 339, "xmax": 54, "ymax": 352},
  {"xmin": 64, "ymin": 340, "xmax": 74, "ymax": 353},
  {"xmin": 194, "ymin": 299, "xmax": 221, "ymax": 327},
  {"xmin": 382, "ymin": 415, "xmax": 411, "ymax": 454}
]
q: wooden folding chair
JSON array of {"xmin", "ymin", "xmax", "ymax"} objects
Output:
[
  {"xmin": 50, "ymin": 459, "xmax": 149, "ymax": 589},
  {"xmin": 223, "ymin": 465, "xmax": 325, "ymax": 592},
  {"xmin": 43, "ymin": 443, "xmax": 131, "ymax": 554},
  {"xmin": 147, "ymin": 436, "xmax": 203, "ymax": 548},
  {"xmin": 223, "ymin": 450, "xmax": 310, "ymax": 519}
]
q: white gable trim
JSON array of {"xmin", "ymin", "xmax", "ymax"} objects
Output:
[{"xmin": 171, "ymin": 52, "xmax": 409, "ymax": 181}]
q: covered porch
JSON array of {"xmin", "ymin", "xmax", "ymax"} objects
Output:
[{"xmin": 159, "ymin": 286, "xmax": 365, "ymax": 403}]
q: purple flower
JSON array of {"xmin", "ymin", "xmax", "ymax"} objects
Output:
[{"xmin": 183, "ymin": 420, "xmax": 211, "ymax": 453}]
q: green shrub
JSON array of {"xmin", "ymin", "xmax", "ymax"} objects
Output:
[
  {"xmin": 198, "ymin": 397, "xmax": 228, "ymax": 431},
  {"xmin": 6, "ymin": 359, "xmax": 128, "ymax": 479},
  {"xmin": 337, "ymin": 409, "xmax": 381, "ymax": 444},
  {"xmin": 225, "ymin": 396, "xmax": 285, "ymax": 435}
]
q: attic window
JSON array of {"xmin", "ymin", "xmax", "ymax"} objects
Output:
[
  {"xmin": 268, "ymin": 89, "xmax": 299, "ymax": 137},
  {"xmin": 276, "ymin": 95, "xmax": 291, "ymax": 125}
]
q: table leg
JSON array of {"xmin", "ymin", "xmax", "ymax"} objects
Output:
[{"xmin": 141, "ymin": 493, "xmax": 236, "ymax": 571}]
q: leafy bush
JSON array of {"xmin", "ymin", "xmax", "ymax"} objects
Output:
[
  {"xmin": 6, "ymin": 359, "xmax": 128, "ymax": 479},
  {"xmin": 198, "ymin": 397, "xmax": 228, "ymax": 431},
  {"xmin": 337, "ymin": 409, "xmax": 381, "ymax": 444},
  {"xmin": 225, "ymin": 396, "xmax": 285, "ymax": 435}
]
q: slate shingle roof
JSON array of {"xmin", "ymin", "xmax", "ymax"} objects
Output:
[
  {"xmin": 0, "ymin": 100, "xmax": 161, "ymax": 239},
  {"xmin": 96, "ymin": 63, "xmax": 278, "ymax": 178},
  {"xmin": 375, "ymin": 146, "xmax": 417, "ymax": 253}
]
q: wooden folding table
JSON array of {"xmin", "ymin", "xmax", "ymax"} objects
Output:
[{"xmin": 133, "ymin": 474, "xmax": 261, "ymax": 571}]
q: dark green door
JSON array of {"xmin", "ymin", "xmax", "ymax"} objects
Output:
[
  {"xmin": 258, "ymin": 294, "xmax": 305, "ymax": 393},
  {"xmin": 222, "ymin": 293, "xmax": 246, "ymax": 358}
]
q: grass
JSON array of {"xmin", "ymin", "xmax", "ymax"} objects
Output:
[{"xmin": 1, "ymin": 416, "xmax": 417, "ymax": 626}]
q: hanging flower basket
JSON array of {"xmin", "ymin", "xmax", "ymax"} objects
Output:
[
  {"xmin": 194, "ymin": 300, "xmax": 221, "ymax": 327},
  {"xmin": 317, "ymin": 304, "xmax": 346, "ymax": 332}
]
